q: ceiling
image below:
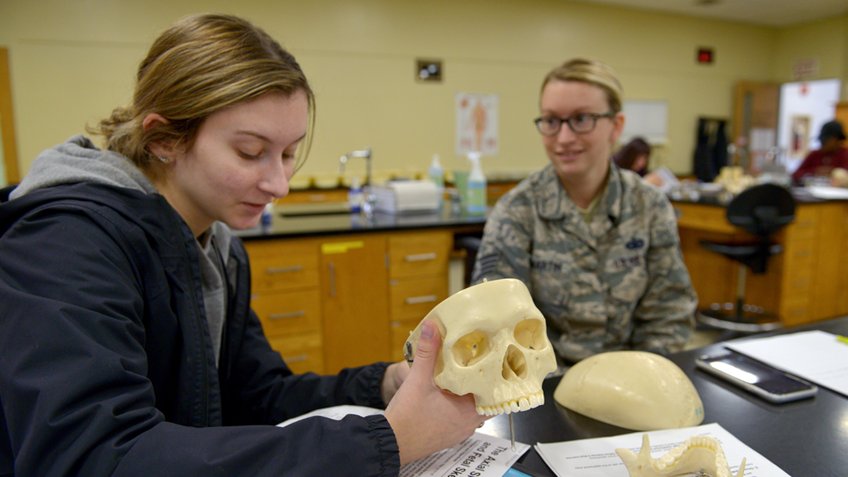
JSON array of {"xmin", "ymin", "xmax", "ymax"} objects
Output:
[{"xmin": 573, "ymin": 0, "xmax": 848, "ymax": 27}]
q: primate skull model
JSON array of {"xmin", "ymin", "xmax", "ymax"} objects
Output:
[{"xmin": 404, "ymin": 278, "xmax": 557, "ymax": 416}]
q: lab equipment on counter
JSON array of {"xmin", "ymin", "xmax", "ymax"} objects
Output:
[
  {"xmin": 347, "ymin": 176, "xmax": 363, "ymax": 213},
  {"xmin": 371, "ymin": 180, "xmax": 441, "ymax": 214},
  {"xmin": 465, "ymin": 151, "xmax": 487, "ymax": 215},
  {"xmin": 428, "ymin": 154, "xmax": 445, "ymax": 206}
]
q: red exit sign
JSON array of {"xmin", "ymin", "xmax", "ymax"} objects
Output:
[{"xmin": 697, "ymin": 47, "xmax": 714, "ymax": 64}]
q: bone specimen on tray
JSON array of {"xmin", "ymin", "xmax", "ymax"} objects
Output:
[
  {"xmin": 554, "ymin": 351, "xmax": 704, "ymax": 431},
  {"xmin": 404, "ymin": 278, "xmax": 557, "ymax": 416},
  {"xmin": 616, "ymin": 433, "xmax": 746, "ymax": 477}
]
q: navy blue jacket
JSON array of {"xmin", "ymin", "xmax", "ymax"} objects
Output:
[{"xmin": 0, "ymin": 183, "xmax": 399, "ymax": 476}]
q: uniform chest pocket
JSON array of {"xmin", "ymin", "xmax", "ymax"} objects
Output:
[
  {"xmin": 607, "ymin": 259, "xmax": 649, "ymax": 304},
  {"xmin": 605, "ymin": 233, "xmax": 650, "ymax": 304}
]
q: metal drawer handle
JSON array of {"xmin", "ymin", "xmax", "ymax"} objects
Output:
[
  {"xmin": 405, "ymin": 253, "xmax": 437, "ymax": 262},
  {"xmin": 406, "ymin": 295, "xmax": 438, "ymax": 305},
  {"xmin": 329, "ymin": 262, "xmax": 336, "ymax": 297},
  {"xmin": 283, "ymin": 353, "xmax": 308, "ymax": 363},
  {"xmin": 265, "ymin": 265, "xmax": 303, "ymax": 274},
  {"xmin": 269, "ymin": 310, "xmax": 306, "ymax": 320}
]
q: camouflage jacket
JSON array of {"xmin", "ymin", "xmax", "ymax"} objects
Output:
[{"xmin": 472, "ymin": 164, "xmax": 696, "ymax": 363}]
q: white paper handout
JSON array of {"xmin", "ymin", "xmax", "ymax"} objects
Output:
[
  {"xmin": 277, "ymin": 405, "xmax": 529, "ymax": 476},
  {"xmin": 534, "ymin": 423, "xmax": 789, "ymax": 477},
  {"xmin": 400, "ymin": 433, "xmax": 529, "ymax": 477},
  {"xmin": 726, "ymin": 330, "xmax": 848, "ymax": 397}
]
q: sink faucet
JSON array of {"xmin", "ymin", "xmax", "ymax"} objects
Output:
[
  {"xmin": 339, "ymin": 147, "xmax": 373, "ymax": 187},
  {"xmin": 340, "ymin": 147, "xmax": 376, "ymax": 215}
]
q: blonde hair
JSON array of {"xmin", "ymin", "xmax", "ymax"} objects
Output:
[
  {"xmin": 541, "ymin": 58, "xmax": 623, "ymax": 113},
  {"xmin": 90, "ymin": 13, "xmax": 315, "ymax": 177}
]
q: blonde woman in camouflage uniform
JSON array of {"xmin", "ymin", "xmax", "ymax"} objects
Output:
[{"xmin": 472, "ymin": 58, "xmax": 697, "ymax": 365}]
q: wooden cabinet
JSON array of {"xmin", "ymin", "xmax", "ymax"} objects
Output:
[
  {"xmin": 244, "ymin": 228, "xmax": 456, "ymax": 374},
  {"xmin": 319, "ymin": 235, "xmax": 389, "ymax": 374},
  {"xmin": 675, "ymin": 200, "xmax": 848, "ymax": 328},
  {"xmin": 276, "ymin": 188, "xmax": 348, "ymax": 205},
  {"xmin": 1, "ymin": 48, "xmax": 19, "ymax": 184},
  {"xmin": 387, "ymin": 230, "xmax": 453, "ymax": 362},
  {"xmin": 835, "ymin": 102, "xmax": 848, "ymax": 130},
  {"xmin": 244, "ymin": 239, "xmax": 325, "ymax": 374},
  {"xmin": 777, "ymin": 205, "xmax": 816, "ymax": 325}
]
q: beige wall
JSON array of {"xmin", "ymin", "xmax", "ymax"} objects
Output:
[
  {"xmin": 0, "ymin": 0, "xmax": 843, "ymax": 181},
  {"xmin": 773, "ymin": 13, "xmax": 848, "ymax": 97}
]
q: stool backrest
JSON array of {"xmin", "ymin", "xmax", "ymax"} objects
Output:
[{"xmin": 726, "ymin": 183, "xmax": 796, "ymax": 237}]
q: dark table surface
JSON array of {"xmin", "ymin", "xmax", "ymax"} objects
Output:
[
  {"xmin": 485, "ymin": 316, "xmax": 848, "ymax": 477},
  {"xmin": 235, "ymin": 205, "xmax": 487, "ymax": 240}
]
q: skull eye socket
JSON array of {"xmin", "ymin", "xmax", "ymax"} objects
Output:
[
  {"xmin": 514, "ymin": 318, "xmax": 546, "ymax": 350},
  {"xmin": 451, "ymin": 331, "xmax": 491, "ymax": 366}
]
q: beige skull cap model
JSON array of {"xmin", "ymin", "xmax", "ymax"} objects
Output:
[
  {"xmin": 554, "ymin": 351, "xmax": 704, "ymax": 431},
  {"xmin": 404, "ymin": 278, "xmax": 557, "ymax": 416}
]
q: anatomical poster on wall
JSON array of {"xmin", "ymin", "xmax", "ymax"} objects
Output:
[{"xmin": 456, "ymin": 92, "xmax": 498, "ymax": 156}]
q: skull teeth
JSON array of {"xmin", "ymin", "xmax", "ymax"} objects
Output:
[
  {"xmin": 618, "ymin": 434, "xmax": 747, "ymax": 477},
  {"xmin": 476, "ymin": 391, "xmax": 545, "ymax": 416}
]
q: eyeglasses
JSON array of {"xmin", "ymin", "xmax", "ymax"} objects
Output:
[{"xmin": 533, "ymin": 112, "xmax": 616, "ymax": 136}]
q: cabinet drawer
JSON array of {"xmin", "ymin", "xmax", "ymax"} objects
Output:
[
  {"xmin": 779, "ymin": 298, "xmax": 810, "ymax": 327},
  {"xmin": 389, "ymin": 276, "xmax": 448, "ymax": 321},
  {"xmin": 780, "ymin": 268, "xmax": 812, "ymax": 301},
  {"xmin": 276, "ymin": 189, "xmax": 347, "ymax": 205},
  {"xmin": 389, "ymin": 231, "xmax": 452, "ymax": 279},
  {"xmin": 267, "ymin": 333, "xmax": 324, "ymax": 375},
  {"xmin": 244, "ymin": 240, "xmax": 319, "ymax": 292},
  {"xmin": 782, "ymin": 239, "xmax": 815, "ymax": 271},
  {"xmin": 785, "ymin": 206, "xmax": 817, "ymax": 242},
  {"xmin": 390, "ymin": 320, "xmax": 419, "ymax": 363},
  {"xmin": 251, "ymin": 288, "xmax": 321, "ymax": 337},
  {"xmin": 674, "ymin": 203, "xmax": 738, "ymax": 234}
]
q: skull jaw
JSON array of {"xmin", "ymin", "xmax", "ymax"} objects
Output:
[{"xmin": 616, "ymin": 434, "xmax": 746, "ymax": 477}]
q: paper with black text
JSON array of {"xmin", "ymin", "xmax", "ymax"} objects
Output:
[
  {"xmin": 277, "ymin": 405, "xmax": 529, "ymax": 476},
  {"xmin": 534, "ymin": 423, "xmax": 789, "ymax": 477}
]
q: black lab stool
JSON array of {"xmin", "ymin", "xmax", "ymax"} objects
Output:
[{"xmin": 697, "ymin": 183, "xmax": 796, "ymax": 339}]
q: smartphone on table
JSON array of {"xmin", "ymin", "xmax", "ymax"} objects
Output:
[{"xmin": 695, "ymin": 349, "xmax": 817, "ymax": 403}]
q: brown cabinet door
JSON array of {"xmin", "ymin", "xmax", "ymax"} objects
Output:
[{"xmin": 319, "ymin": 235, "xmax": 389, "ymax": 373}]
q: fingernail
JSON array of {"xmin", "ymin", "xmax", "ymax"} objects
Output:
[{"xmin": 421, "ymin": 321, "xmax": 434, "ymax": 339}]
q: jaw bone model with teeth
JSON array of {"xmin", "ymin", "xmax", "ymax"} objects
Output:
[
  {"xmin": 616, "ymin": 434, "xmax": 746, "ymax": 477},
  {"xmin": 404, "ymin": 278, "xmax": 557, "ymax": 416}
]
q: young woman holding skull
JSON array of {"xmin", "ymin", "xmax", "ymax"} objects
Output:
[
  {"xmin": 0, "ymin": 13, "xmax": 485, "ymax": 476},
  {"xmin": 472, "ymin": 58, "xmax": 697, "ymax": 365}
]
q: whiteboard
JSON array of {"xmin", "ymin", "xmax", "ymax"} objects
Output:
[{"xmin": 620, "ymin": 100, "xmax": 668, "ymax": 146}]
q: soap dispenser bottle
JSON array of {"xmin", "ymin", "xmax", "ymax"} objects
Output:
[
  {"xmin": 428, "ymin": 153, "xmax": 445, "ymax": 206},
  {"xmin": 348, "ymin": 176, "xmax": 363, "ymax": 213},
  {"xmin": 465, "ymin": 151, "xmax": 487, "ymax": 215}
]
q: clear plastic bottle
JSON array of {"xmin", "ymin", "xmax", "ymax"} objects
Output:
[
  {"xmin": 261, "ymin": 203, "xmax": 273, "ymax": 228},
  {"xmin": 428, "ymin": 154, "xmax": 445, "ymax": 206},
  {"xmin": 465, "ymin": 152, "xmax": 487, "ymax": 215},
  {"xmin": 348, "ymin": 176, "xmax": 363, "ymax": 213}
]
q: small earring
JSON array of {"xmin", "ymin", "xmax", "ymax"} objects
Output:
[{"xmin": 157, "ymin": 156, "xmax": 169, "ymax": 163}]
